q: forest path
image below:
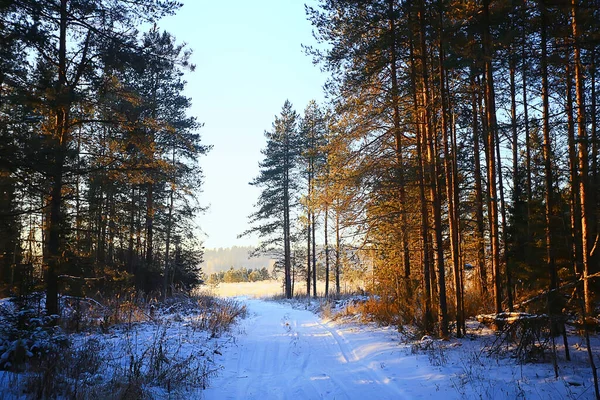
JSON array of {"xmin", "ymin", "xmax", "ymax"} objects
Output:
[{"xmin": 201, "ymin": 299, "xmax": 437, "ymax": 400}]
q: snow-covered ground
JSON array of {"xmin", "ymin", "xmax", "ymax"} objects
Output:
[
  {"xmin": 1, "ymin": 293, "xmax": 597, "ymax": 399},
  {"xmin": 203, "ymin": 298, "xmax": 597, "ymax": 399}
]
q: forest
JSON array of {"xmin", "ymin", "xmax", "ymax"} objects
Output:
[
  {"xmin": 1, "ymin": 0, "xmax": 600, "ymax": 398},
  {"xmin": 245, "ymin": 0, "xmax": 600, "ymax": 340},
  {"xmin": 0, "ymin": 0, "xmax": 209, "ymax": 312},
  {"xmin": 0, "ymin": 0, "xmax": 597, "ymax": 341}
]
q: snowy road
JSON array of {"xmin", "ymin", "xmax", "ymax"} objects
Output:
[{"xmin": 202, "ymin": 299, "xmax": 445, "ymax": 400}]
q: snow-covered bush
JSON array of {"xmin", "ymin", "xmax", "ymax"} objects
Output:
[
  {"xmin": 410, "ymin": 335, "xmax": 448, "ymax": 366},
  {"xmin": 0, "ymin": 302, "xmax": 67, "ymax": 371},
  {"xmin": 0, "ymin": 292, "xmax": 248, "ymax": 398},
  {"xmin": 23, "ymin": 337, "xmax": 105, "ymax": 398}
]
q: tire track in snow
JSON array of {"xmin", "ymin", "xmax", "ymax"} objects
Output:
[
  {"xmin": 315, "ymin": 319, "xmax": 405, "ymax": 397},
  {"xmin": 317, "ymin": 320, "xmax": 357, "ymax": 364}
]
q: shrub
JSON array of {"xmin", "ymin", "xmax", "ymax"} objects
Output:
[
  {"xmin": 191, "ymin": 297, "xmax": 247, "ymax": 338},
  {"xmin": 0, "ymin": 303, "xmax": 67, "ymax": 372}
]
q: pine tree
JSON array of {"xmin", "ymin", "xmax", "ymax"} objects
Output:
[{"xmin": 242, "ymin": 101, "xmax": 300, "ymax": 299}]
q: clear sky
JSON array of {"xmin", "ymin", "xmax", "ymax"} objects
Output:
[{"xmin": 158, "ymin": 1, "xmax": 327, "ymax": 250}]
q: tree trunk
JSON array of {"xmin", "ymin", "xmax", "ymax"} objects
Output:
[
  {"xmin": 571, "ymin": 0, "xmax": 592, "ymax": 316},
  {"xmin": 312, "ymin": 211, "xmax": 317, "ymax": 297},
  {"xmin": 325, "ymin": 205, "xmax": 329, "ymax": 297},
  {"xmin": 451, "ymin": 111, "xmax": 465, "ymax": 334},
  {"xmin": 418, "ymin": 0, "xmax": 448, "ymax": 337},
  {"xmin": 471, "ymin": 69, "xmax": 487, "ymax": 297},
  {"xmin": 521, "ymin": 6, "xmax": 533, "ymax": 252},
  {"xmin": 566, "ymin": 60, "xmax": 583, "ymax": 276},
  {"xmin": 494, "ymin": 119, "xmax": 512, "ymax": 310},
  {"xmin": 307, "ymin": 212, "xmax": 311, "ymax": 296},
  {"xmin": 592, "ymin": 50, "xmax": 598, "ymax": 222},
  {"xmin": 509, "ymin": 55, "xmax": 520, "ymax": 310},
  {"xmin": 409, "ymin": 17, "xmax": 433, "ymax": 334},
  {"xmin": 482, "ymin": 0, "xmax": 502, "ymax": 315},
  {"xmin": 164, "ymin": 150, "xmax": 175, "ymax": 300},
  {"xmin": 591, "ymin": 50, "xmax": 599, "ymax": 292},
  {"xmin": 540, "ymin": 1, "xmax": 560, "ymax": 320},
  {"xmin": 284, "ymin": 131, "xmax": 292, "ymax": 299},
  {"xmin": 108, "ymin": 190, "xmax": 116, "ymax": 265},
  {"xmin": 438, "ymin": 5, "xmax": 462, "ymax": 337},
  {"xmin": 45, "ymin": 0, "xmax": 69, "ymax": 316},
  {"xmin": 128, "ymin": 186, "xmax": 136, "ymax": 274},
  {"xmin": 335, "ymin": 206, "xmax": 341, "ymax": 296},
  {"xmin": 388, "ymin": 0, "xmax": 411, "ymax": 300},
  {"xmin": 146, "ymin": 183, "xmax": 154, "ymax": 267}
]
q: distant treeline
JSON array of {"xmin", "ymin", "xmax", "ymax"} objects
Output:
[{"xmin": 206, "ymin": 267, "xmax": 272, "ymax": 284}]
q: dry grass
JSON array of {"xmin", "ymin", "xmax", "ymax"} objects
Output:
[
  {"xmin": 191, "ymin": 295, "xmax": 248, "ymax": 338},
  {"xmin": 203, "ymin": 280, "xmax": 284, "ymax": 298},
  {"xmin": 203, "ymin": 280, "xmax": 364, "ymax": 299},
  {"xmin": 1, "ymin": 292, "xmax": 248, "ymax": 399}
]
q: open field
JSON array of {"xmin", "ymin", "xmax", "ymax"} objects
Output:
[{"xmin": 199, "ymin": 280, "xmax": 366, "ymax": 298}]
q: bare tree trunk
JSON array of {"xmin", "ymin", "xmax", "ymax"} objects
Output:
[
  {"xmin": 592, "ymin": 50, "xmax": 599, "ymax": 251},
  {"xmin": 312, "ymin": 211, "xmax": 317, "ymax": 297},
  {"xmin": 566, "ymin": 61, "xmax": 583, "ymax": 276},
  {"xmin": 438, "ymin": 5, "xmax": 462, "ymax": 336},
  {"xmin": 494, "ymin": 122, "xmax": 511, "ymax": 310},
  {"xmin": 592, "ymin": 50, "xmax": 598, "ymax": 221},
  {"xmin": 146, "ymin": 183, "xmax": 154, "ymax": 267},
  {"xmin": 419, "ymin": 0, "xmax": 448, "ymax": 337},
  {"xmin": 540, "ymin": 1, "xmax": 561, "ymax": 329},
  {"xmin": 164, "ymin": 150, "xmax": 176, "ymax": 300},
  {"xmin": 451, "ymin": 110, "xmax": 466, "ymax": 334},
  {"xmin": 128, "ymin": 187, "xmax": 136, "ymax": 274},
  {"xmin": 521, "ymin": 7, "xmax": 533, "ymax": 251},
  {"xmin": 324, "ymin": 205, "xmax": 329, "ymax": 297},
  {"xmin": 45, "ymin": 0, "xmax": 69, "ymax": 316},
  {"xmin": 482, "ymin": 0, "xmax": 502, "ymax": 315},
  {"xmin": 388, "ymin": 0, "xmax": 411, "ymax": 299},
  {"xmin": 335, "ymin": 206, "xmax": 341, "ymax": 296},
  {"xmin": 96, "ymin": 189, "xmax": 105, "ymax": 263},
  {"xmin": 571, "ymin": 0, "xmax": 592, "ymax": 314},
  {"xmin": 283, "ymin": 144, "xmax": 292, "ymax": 299},
  {"xmin": 417, "ymin": 114, "xmax": 433, "ymax": 334},
  {"xmin": 409, "ymin": 22, "xmax": 433, "ymax": 333},
  {"xmin": 509, "ymin": 55, "xmax": 520, "ymax": 310},
  {"xmin": 591, "ymin": 50, "xmax": 599, "ymax": 297},
  {"xmin": 108, "ymin": 190, "xmax": 116, "ymax": 265},
  {"xmin": 307, "ymin": 215, "xmax": 311, "ymax": 296},
  {"xmin": 471, "ymin": 70, "xmax": 488, "ymax": 297}
]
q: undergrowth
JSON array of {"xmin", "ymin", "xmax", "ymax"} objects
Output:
[{"xmin": 0, "ymin": 292, "xmax": 247, "ymax": 399}]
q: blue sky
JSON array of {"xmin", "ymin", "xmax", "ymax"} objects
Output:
[{"xmin": 158, "ymin": 1, "xmax": 327, "ymax": 249}]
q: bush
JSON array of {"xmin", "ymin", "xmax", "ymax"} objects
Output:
[
  {"xmin": 0, "ymin": 303, "xmax": 68, "ymax": 372},
  {"xmin": 191, "ymin": 297, "xmax": 247, "ymax": 338},
  {"xmin": 24, "ymin": 337, "xmax": 104, "ymax": 399},
  {"xmin": 0, "ymin": 292, "xmax": 248, "ymax": 399}
]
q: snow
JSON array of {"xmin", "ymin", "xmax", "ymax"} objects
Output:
[
  {"xmin": 202, "ymin": 298, "xmax": 597, "ymax": 400},
  {"xmin": 0, "ymin": 295, "xmax": 597, "ymax": 399}
]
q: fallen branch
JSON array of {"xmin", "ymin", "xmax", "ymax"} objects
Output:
[
  {"xmin": 60, "ymin": 295, "xmax": 107, "ymax": 310},
  {"xmin": 514, "ymin": 271, "xmax": 600, "ymax": 310},
  {"xmin": 58, "ymin": 275, "xmax": 105, "ymax": 281}
]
